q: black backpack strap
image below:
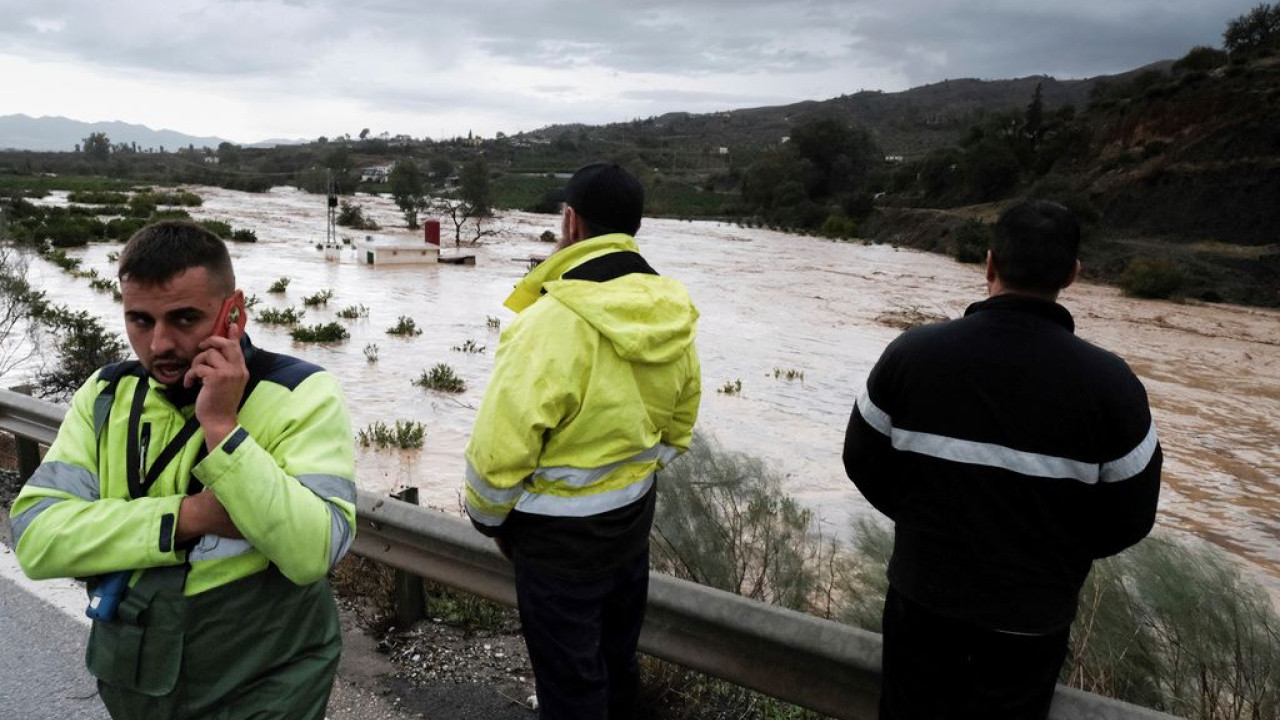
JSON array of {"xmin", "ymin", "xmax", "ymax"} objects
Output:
[{"xmin": 92, "ymin": 361, "xmax": 145, "ymax": 439}]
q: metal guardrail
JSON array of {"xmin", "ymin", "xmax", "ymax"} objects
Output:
[{"xmin": 0, "ymin": 388, "xmax": 1182, "ymax": 720}]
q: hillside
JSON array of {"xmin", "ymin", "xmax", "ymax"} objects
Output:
[
  {"xmin": 0, "ymin": 114, "xmax": 230, "ymax": 152},
  {"xmin": 532, "ymin": 63, "xmax": 1173, "ymax": 161}
]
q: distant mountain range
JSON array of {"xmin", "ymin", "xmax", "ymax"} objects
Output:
[{"xmin": 0, "ymin": 114, "xmax": 302, "ymax": 152}]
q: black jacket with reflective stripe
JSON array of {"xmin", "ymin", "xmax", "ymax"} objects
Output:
[{"xmin": 843, "ymin": 294, "xmax": 1162, "ymax": 633}]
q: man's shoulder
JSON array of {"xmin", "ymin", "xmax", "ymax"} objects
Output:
[{"xmin": 249, "ymin": 349, "xmax": 329, "ymax": 392}]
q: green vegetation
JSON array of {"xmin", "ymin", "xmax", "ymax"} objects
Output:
[
  {"xmin": 88, "ymin": 277, "xmax": 119, "ymax": 296},
  {"xmin": 231, "ymin": 228, "xmax": 258, "ymax": 243},
  {"xmin": 267, "ymin": 277, "xmax": 290, "ymax": 294},
  {"xmin": 952, "ymin": 218, "xmax": 991, "ymax": 264},
  {"xmin": 336, "ymin": 304, "xmax": 369, "ymax": 319},
  {"xmin": 302, "ymin": 288, "xmax": 334, "ymax": 307},
  {"xmin": 1224, "ymin": 2, "xmax": 1280, "ymax": 56},
  {"xmin": 486, "ymin": 315, "xmax": 501, "ymax": 329},
  {"xmin": 1122, "ymin": 258, "xmax": 1185, "ymax": 299},
  {"xmin": 337, "ymin": 201, "xmax": 379, "ymax": 231},
  {"xmin": 389, "ymin": 161, "xmax": 426, "ymax": 229},
  {"xmin": 386, "ymin": 315, "xmax": 422, "ymax": 336},
  {"xmin": 363, "ymin": 342, "xmax": 379, "ymax": 363},
  {"xmin": 289, "ymin": 322, "xmax": 349, "ymax": 342},
  {"xmin": 357, "ymin": 420, "xmax": 426, "ymax": 450},
  {"xmin": 451, "ymin": 339, "xmax": 485, "ymax": 354},
  {"xmin": 67, "ymin": 190, "xmax": 129, "ymax": 205},
  {"xmin": 413, "ymin": 363, "xmax": 466, "ymax": 393},
  {"xmin": 718, "ymin": 379, "xmax": 742, "ymax": 395},
  {"xmin": 198, "ymin": 219, "xmax": 232, "ymax": 237},
  {"xmin": 772, "ymin": 367, "xmax": 805, "ymax": 382},
  {"xmin": 653, "ymin": 438, "xmax": 1280, "ymax": 719},
  {"xmin": 255, "ymin": 306, "xmax": 304, "ymax": 325}
]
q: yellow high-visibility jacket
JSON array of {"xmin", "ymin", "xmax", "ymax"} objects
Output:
[
  {"xmin": 10, "ymin": 341, "xmax": 357, "ymax": 596},
  {"xmin": 464, "ymin": 233, "xmax": 701, "ymax": 539}
]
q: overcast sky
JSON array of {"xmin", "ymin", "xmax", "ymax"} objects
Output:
[{"xmin": 0, "ymin": 0, "xmax": 1258, "ymax": 144}]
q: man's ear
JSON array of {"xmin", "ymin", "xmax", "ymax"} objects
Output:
[
  {"xmin": 1061, "ymin": 259, "xmax": 1081, "ymax": 290},
  {"xmin": 564, "ymin": 206, "xmax": 587, "ymax": 244},
  {"xmin": 985, "ymin": 250, "xmax": 997, "ymax": 284}
]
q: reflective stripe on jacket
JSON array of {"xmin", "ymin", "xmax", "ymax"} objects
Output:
[
  {"xmin": 10, "ymin": 341, "xmax": 357, "ymax": 595},
  {"xmin": 464, "ymin": 233, "xmax": 701, "ymax": 531}
]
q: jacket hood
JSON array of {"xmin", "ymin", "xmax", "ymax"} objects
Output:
[
  {"xmin": 503, "ymin": 234, "xmax": 697, "ymax": 363},
  {"xmin": 545, "ymin": 273, "xmax": 698, "ymax": 364}
]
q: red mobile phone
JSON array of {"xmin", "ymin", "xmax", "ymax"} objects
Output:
[{"xmin": 213, "ymin": 294, "xmax": 247, "ymax": 338}]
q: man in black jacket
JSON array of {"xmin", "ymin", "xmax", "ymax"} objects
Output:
[{"xmin": 843, "ymin": 200, "xmax": 1162, "ymax": 719}]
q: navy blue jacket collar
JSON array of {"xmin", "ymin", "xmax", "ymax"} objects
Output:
[{"xmin": 964, "ymin": 294, "xmax": 1075, "ymax": 333}]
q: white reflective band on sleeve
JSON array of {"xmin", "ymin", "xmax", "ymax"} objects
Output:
[
  {"xmin": 10, "ymin": 497, "xmax": 61, "ymax": 546},
  {"xmin": 1099, "ymin": 422, "xmax": 1160, "ymax": 483},
  {"xmin": 296, "ymin": 473, "xmax": 356, "ymax": 504},
  {"xmin": 858, "ymin": 385, "xmax": 1159, "ymax": 485},
  {"xmin": 515, "ymin": 473, "xmax": 655, "ymax": 518},
  {"xmin": 893, "ymin": 430, "xmax": 1103, "ymax": 483},
  {"xmin": 325, "ymin": 503, "xmax": 354, "ymax": 568},
  {"xmin": 26, "ymin": 461, "xmax": 101, "ymax": 501},
  {"xmin": 534, "ymin": 443, "xmax": 675, "ymax": 488},
  {"xmin": 857, "ymin": 388, "xmax": 893, "ymax": 437},
  {"xmin": 189, "ymin": 535, "xmax": 255, "ymax": 562},
  {"xmin": 464, "ymin": 461, "xmax": 524, "ymax": 507},
  {"xmin": 464, "ymin": 502, "xmax": 508, "ymax": 527}
]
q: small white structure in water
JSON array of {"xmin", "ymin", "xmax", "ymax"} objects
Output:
[
  {"xmin": 357, "ymin": 235, "xmax": 440, "ymax": 265},
  {"xmin": 358, "ymin": 220, "xmax": 442, "ymax": 266}
]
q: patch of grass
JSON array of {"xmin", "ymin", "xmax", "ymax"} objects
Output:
[
  {"xmin": 198, "ymin": 219, "xmax": 231, "ymax": 237},
  {"xmin": 875, "ymin": 304, "xmax": 949, "ymax": 330},
  {"xmin": 267, "ymin": 277, "xmax": 290, "ymax": 293},
  {"xmin": 301, "ymin": 288, "xmax": 334, "ymax": 307},
  {"xmin": 651, "ymin": 434, "xmax": 835, "ymax": 612},
  {"xmin": 363, "ymin": 342, "xmax": 379, "ymax": 363},
  {"xmin": 387, "ymin": 315, "xmax": 423, "ymax": 336},
  {"xmin": 336, "ymin": 304, "xmax": 370, "ymax": 319},
  {"xmin": 1122, "ymin": 257, "xmax": 1184, "ymax": 300},
  {"xmin": 773, "ymin": 367, "xmax": 805, "ymax": 382},
  {"xmin": 43, "ymin": 249, "xmax": 82, "ymax": 273},
  {"xmin": 255, "ymin": 306, "xmax": 304, "ymax": 325},
  {"xmin": 953, "ymin": 218, "xmax": 990, "ymax": 264},
  {"xmin": 290, "ymin": 321, "xmax": 349, "ymax": 343},
  {"xmin": 330, "ymin": 554, "xmax": 397, "ymax": 632},
  {"xmin": 451, "ymin": 339, "xmax": 486, "ymax": 354},
  {"xmin": 67, "ymin": 190, "xmax": 129, "ymax": 205},
  {"xmin": 358, "ymin": 420, "xmax": 426, "ymax": 450},
  {"xmin": 423, "ymin": 581, "xmax": 511, "ymax": 631},
  {"xmin": 231, "ymin": 228, "xmax": 257, "ymax": 243},
  {"xmin": 486, "ymin": 315, "xmax": 502, "ymax": 330},
  {"xmin": 88, "ymin": 277, "xmax": 118, "ymax": 295},
  {"xmin": 717, "ymin": 379, "xmax": 742, "ymax": 395},
  {"xmin": 413, "ymin": 363, "xmax": 466, "ymax": 393}
]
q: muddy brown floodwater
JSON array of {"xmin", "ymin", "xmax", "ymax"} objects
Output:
[{"xmin": 18, "ymin": 186, "xmax": 1280, "ymax": 598}]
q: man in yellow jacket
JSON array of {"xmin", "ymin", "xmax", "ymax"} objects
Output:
[
  {"xmin": 465, "ymin": 162, "xmax": 701, "ymax": 720},
  {"xmin": 10, "ymin": 221, "xmax": 356, "ymax": 719}
]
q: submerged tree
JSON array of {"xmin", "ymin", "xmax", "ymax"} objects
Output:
[{"xmin": 389, "ymin": 161, "xmax": 427, "ymax": 229}]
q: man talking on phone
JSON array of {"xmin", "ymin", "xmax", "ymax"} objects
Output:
[{"xmin": 10, "ymin": 220, "xmax": 357, "ymax": 719}]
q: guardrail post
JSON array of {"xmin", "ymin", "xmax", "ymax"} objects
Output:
[
  {"xmin": 389, "ymin": 487, "xmax": 426, "ymax": 627},
  {"xmin": 9, "ymin": 385, "xmax": 41, "ymax": 481}
]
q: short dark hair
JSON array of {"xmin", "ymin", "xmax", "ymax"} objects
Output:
[
  {"xmin": 118, "ymin": 220, "xmax": 235, "ymax": 292},
  {"xmin": 990, "ymin": 201, "xmax": 1080, "ymax": 292}
]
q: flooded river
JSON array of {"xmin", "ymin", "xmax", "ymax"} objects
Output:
[{"xmin": 15, "ymin": 186, "xmax": 1280, "ymax": 594}]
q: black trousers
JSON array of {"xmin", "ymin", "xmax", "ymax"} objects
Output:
[
  {"xmin": 513, "ymin": 550, "xmax": 649, "ymax": 720},
  {"xmin": 879, "ymin": 585, "xmax": 1071, "ymax": 720}
]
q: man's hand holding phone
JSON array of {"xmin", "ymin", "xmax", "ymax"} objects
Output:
[{"xmin": 187, "ymin": 293, "xmax": 249, "ymax": 451}]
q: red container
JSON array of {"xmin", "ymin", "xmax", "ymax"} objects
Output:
[{"xmin": 424, "ymin": 220, "xmax": 441, "ymax": 245}]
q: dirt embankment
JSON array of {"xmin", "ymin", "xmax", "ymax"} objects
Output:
[{"xmin": 862, "ymin": 203, "xmax": 1280, "ymax": 308}]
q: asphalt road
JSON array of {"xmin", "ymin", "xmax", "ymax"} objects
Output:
[{"xmin": 0, "ymin": 572, "xmax": 110, "ymax": 720}]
